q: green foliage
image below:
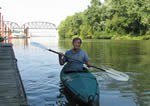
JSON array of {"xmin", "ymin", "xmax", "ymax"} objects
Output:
[
  {"xmin": 142, "ymin": 35, "xmax": 150, "ymax": 40},
  {"xmin": 90, "ymin": 0, "xmax": 101, "ymax": 7},
  {"xmin": 58, "ymin": 0, "xmax": 150, "ymax": 40},
  {"xmin": 80, "ymin": 24, "xmax": 92, "ymax": 38},
  {"xmin": 93, "ymin": 31, "xmax": 113, "ymax": 39},
  {"xmin": 58, "ymin": 13, "xmax": 83, "ymax": 38}
]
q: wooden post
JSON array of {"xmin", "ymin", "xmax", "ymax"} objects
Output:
[
  {"xmin": 8, "ymin": 25, "xmax": 12, "ymax": 43},
  {"xmin": 24, "ymin": 28, "xmax": 25, "ymax": 36},
  {"xmin": 5, "ymin": 24, "xmax": 6, "ymax": 38},
  {"xmin": 26, "ymin": 27, "xmax": 29, "ymax": 37},
  {"xmin": 0, "ymin": 12, "xmax": 1, "ymax": 36},
  {"xmin": 24, "ymin": 27, "xmax": 26, "ymax": 37},
  {"xmin": 10, "ymin": 25, "xmax": 12, "ymax": 38},
  {"xmin": 2, "ymin": 15, "xmax": 3, "ymax": 37}
]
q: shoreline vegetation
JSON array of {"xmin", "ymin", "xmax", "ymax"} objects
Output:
[{"xmin": 58, "ymin": 0, "xmax": 150, "ymax": 40}]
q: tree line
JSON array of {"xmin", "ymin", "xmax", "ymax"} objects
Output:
[{"xmin": 58, "ymin": 0, "xmax": 150, "ymax": 40}]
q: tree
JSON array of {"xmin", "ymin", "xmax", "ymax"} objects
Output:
[{"xmin": 58, "ymin": 0, "xmax": 150, "ymax": 39}]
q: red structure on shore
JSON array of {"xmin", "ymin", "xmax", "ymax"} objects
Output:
[
  {"xmin": 0, "ymin": 12, "xmax": 1, "ymax": 36},
  {"xmin": 0, "ymin": 12, "xmax": 12, "ymax": 40},
  {"xmin": 0, "ymin": 12, "xmax": 4, "ymax": 37}
]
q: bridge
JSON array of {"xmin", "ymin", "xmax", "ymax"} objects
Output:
[
  {"xmin": 4, "ymin": 21, "xmax": 20, "ymax": 29},
  {"xmin": 1, "ymin": 12, "xmax": 57, "ymax": 37},
  {"xmin": 21, "ymin": 21, "xmax": 57, "ymax": 29},
  {"xmin": 3, "ymin": 21, "xmax": 57, "ymax": 30},
  {"xmin": 1, "ymin": 21, "xmax": 58, "ymax": 37}
]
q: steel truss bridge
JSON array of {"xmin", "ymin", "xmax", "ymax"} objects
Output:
[{"xmin": 3, "ymin": 21, "xmax": 57, "ymax": 30}]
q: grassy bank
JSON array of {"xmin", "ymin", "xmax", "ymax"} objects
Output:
[
  {"xmin": 60, "ymin": 34, "xmax": 150, "ymax": 40},
  {"xmin": 111, "ymin": 35, "xmax": 150, "ymax": 40}
]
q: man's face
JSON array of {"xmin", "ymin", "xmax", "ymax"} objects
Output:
[{"xmin": 73, "ymin": 40, "xmax": 81, "ymax": 50}]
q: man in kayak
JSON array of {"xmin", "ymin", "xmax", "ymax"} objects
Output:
[{"xmin": 58, "ymin": 37, "xmax": 91, "ymax": 71}]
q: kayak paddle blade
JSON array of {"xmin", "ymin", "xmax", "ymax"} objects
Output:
[
  {"xmin": 31, "ymin": 42, "xmax": 48, "ymax": 50},
  {"xmin": 105, "ymin": 68, "xmax": 129, "ymax": 81}
]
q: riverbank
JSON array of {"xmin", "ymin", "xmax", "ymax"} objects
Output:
[
  {"xmin": 111, "ymin": 35, "xmax": 150, "ymax": 40},
  {"xmin": 60, "ymin": 34, "xmax": 150, "ymax": 40}
]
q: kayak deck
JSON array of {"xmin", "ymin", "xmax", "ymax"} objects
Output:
[{"xmin": 60, "ymin": 69, "xmax": 99, "ymax": 106}]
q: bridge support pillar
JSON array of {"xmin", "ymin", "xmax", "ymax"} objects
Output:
[{"xmin": 24, "ymin": 27, "xmax": 29, "ymax": 37}]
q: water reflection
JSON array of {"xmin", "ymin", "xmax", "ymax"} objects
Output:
[{"xmin": 8, "ymin": 37, "xmax": 150, "ymax": 106}]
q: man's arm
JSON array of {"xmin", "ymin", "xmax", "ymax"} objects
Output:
[{"xmin": 58, "ymin": 53, "xmax": 64, "ymax": 65}]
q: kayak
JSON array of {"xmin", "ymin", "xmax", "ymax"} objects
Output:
[{"xmin": 60, "ymin": 68, "xmax": 99, "ymax": 106}]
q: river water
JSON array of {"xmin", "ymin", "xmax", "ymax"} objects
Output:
[{"xmin": 10, "ymin": 37, "xmax": 150, "ymax": 106}]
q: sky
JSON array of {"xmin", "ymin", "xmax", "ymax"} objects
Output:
[{"xmin": 0, "ymin": 0, "xmax": 104, "ymax": 27}]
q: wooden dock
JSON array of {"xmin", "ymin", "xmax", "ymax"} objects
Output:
[{"xmin": 0, "ymin": 43, "xmax": 29, "ymax": 106}]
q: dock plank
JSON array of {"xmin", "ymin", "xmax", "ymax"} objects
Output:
[{"xmin": 0, "ymin": 43, "xmax": 29, "ymax": 106}]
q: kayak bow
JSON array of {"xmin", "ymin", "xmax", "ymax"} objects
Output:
[{"xmin": 60, "ymin": 69, "xmax": 99, "ymax": 106}]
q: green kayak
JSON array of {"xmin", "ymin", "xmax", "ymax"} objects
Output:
[{"xmin": 60, "ymin": 69, "xmax": 99, "ymax": 106}]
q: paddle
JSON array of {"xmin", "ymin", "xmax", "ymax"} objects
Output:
[{"xmin": 31, "ymin": 42, "xmax": 129, "ymax": 81}]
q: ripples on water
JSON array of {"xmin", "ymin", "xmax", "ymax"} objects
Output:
[{"xmin": 9, "ymin": 37, "xmax": 150, "ymax": 106}]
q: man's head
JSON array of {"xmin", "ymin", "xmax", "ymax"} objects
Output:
[{"xmin": 72, "ymin": 37, "xmax": 82, "ymax": 50}]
